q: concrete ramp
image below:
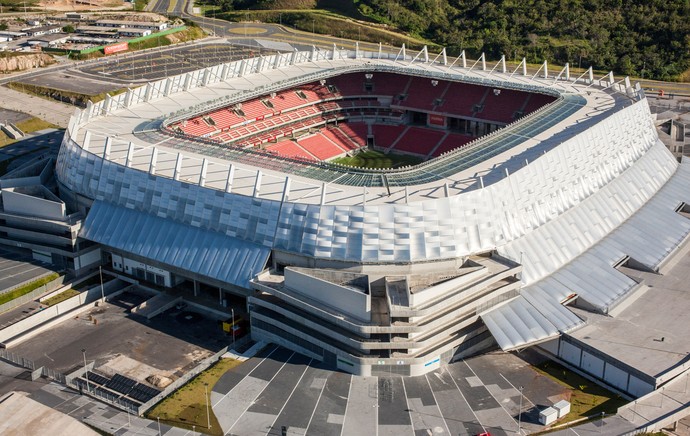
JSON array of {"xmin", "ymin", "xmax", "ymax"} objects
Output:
[{"xmin": 131, "ymin": 294, "xmax": 181, "ymax": 319}]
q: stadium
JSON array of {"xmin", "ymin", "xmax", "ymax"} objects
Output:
[{"xmin": 54, "ymin": 44, "xmax": 690, "ymax": 387}]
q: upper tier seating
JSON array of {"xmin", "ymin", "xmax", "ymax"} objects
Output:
[
  {"xmin": 435, "ymin": 83, "xmax": 488, "ymax": 118},
  {"xmin": 479, "ymin": 89, "xmax": 530, "ymax": 123},
  {"xmin": 401, "ymin": 77, "xmax": 447, "ymax": 111}
]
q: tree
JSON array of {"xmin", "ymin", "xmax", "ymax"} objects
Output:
[
  {"xmin": 62, "ymin": 24, "xmax": 75, "ymax": 33},
  {"xmin": 217, "ymin": 0, "xmax": 234, "ymax": 12}
]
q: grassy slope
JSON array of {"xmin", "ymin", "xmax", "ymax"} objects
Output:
[
  {"xmin": 0, "ymin": 273, "xmax": 61, "ymax": 305},
  {"xmin": 145, "ymin": 358, "xmax": 242, "ymax": 435}
]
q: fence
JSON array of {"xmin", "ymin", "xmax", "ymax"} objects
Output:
[{"xmin": 0, "ymin": 348, "xmax": 35, "ymax": 370}]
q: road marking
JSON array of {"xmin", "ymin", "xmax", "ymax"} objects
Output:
[
  {"xmin": 399, "ymin": 376, "xmax": 416, "ymax": 436},
  {"xmin": 212, "ymin": 344, "xmax": 279, "ymax": 408},
  {"xmin": 339, "ymin": 371, "xmax": 354, "ymax": 436},
  {"xmin": 499, "ymin": 372, "xmax": 536, "ymax": 409},
  {"xmin": 422, "ymin": 373, "xmax": 452, "ymax": 436},
  {"xmin": 445, "ymin": 365, "xmax": 486, "ymax": 434},
  {"xmin": 303, "ymin": 370, "xmax": 330, "ymax": 434},
  {"xmin": 224, "ymin": 351, "xmax": 296, "ymax": 435},
  {"xmin": 265, "ymin": 358, "xmax": 313, "ymax": 436},
  {"xmin": 463, "ymin": 361, "xmax": 520, "ymax": 434}
]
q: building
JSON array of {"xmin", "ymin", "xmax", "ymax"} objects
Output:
[
  {"xmin": 116, "ymin": 28, "xmax": 151, "ymax": 38},
  {"xmin": 27, "ymin": 34, "xmax": 70, "ymax": 48},
  {"xmin": 94, "ymin": 19, "xmax": 168, "ymax": 31},
  {"xmin": 53, "ymin": 47, "xmax": 690, "ymax": 380},
  {"xmin": 22, "ymin": 25, "xmax": 62, "ymax": 37},
  {"xmin": 0, "ymin": 31, "xmax": 28, "ymax": 41},
  {"xmin": 0, "ymin": 156, "xmax": 100, "ymax": 273}
]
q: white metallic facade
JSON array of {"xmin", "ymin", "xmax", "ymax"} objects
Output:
[{"xmin": 55, "ymin": 46, "xmax": 690, "ymax": 376}]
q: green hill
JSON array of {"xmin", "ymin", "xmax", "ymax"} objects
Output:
[{"xmin": 220, "ymin": 0, "xmax": 690, "ymax": 81}]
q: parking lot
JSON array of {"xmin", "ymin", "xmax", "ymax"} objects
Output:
[
  {"xmin": 78, "ymin": 42, "xmax": 282, "ymax": 83},
  {"xmin": 8, "ymin": 291, "xmax": 230, "ymax": 380},
  {"xmin": 209, "ymin": 346, "xmax": 579, "ymax": 436},
  {"xmin": 0, "ymin": 247, "xmax": 57, "ymax": 294}
]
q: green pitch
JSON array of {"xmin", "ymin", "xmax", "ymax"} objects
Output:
[{"xmin": 331, "ymin": 149, "xmax": 422, "ymax": 169}]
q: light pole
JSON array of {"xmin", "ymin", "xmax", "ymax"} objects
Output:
[
  {"xmin": 99, "ymin": 266, "xmax": 105, "ymax": 303},
  {"xmin": 82, "ymin": 348, "xmax": 90, "ymax": 393},
  {"xmin": 231, "ymin": 308, "xmax": 236, "ymax": 351},
  {"xmin": 157, "ymin": 416, "xmax": 161, "ymax": 436},
  {"xmin": 517, "ymin": 385, "xmax": 523, "ymax": 434},
  {"xmin": 205, "ymin": 383, "xmax": 211, "ymax": 429}
]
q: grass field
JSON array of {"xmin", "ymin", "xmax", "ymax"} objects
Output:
[
  {"xmin": 146, "ymin": 358, "xmax": 242, "ymax": 435},
  {"xmin": 534, "ymin": 360, "xmax": 627, "ymax": 427},
  {"xmin": 332, "ymin": 149, "xmax": 422, "ymax": 169}
]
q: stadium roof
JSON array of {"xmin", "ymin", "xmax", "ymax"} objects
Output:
[
  {"xmin": 81, "ymin": 200, "xmax": 270, "ymax": 288},
  {"xmin": 71, "ymin": 50, "xmax": 628, "ymax": 207}
]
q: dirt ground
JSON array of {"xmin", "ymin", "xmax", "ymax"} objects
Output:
[{"xmin": 38, "ymin": 0, "xmax": 133, "ymax": 11}]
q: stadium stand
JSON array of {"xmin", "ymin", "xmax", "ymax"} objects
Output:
[
  {"xmin": 435, "ymin": 82, "xmax": 488, "ymax": 117},
  {"xmin": 522, "ymin": 92, "xmax": 557, "ymax": 113},
  {"xmin": 207, "ymin": 108, "xmax": 244, "ymax": 130},
  {"xmin": 338, "ymin": 122, "xmax": 368, "ymax": 146},
  {"xmin": 430, "ymin": 132, "xmax": 475, "ymax": 157},
  {"xmin": 373, "ymin": 124, "xmax": 406, "ymax": 148},
  {"xmin": 172, "ymin": 74, "xmax": 561, "ymax": 163},
  {"xmin": 390, "ymin": 126, "xmax": 446, "ymax": 155},
  {"xmin": 401, "ymin": 77, "xmax": 446, "ymax": 110},
  {"xmin": 297, "ymin": 133, "xmax": 347, "ymax": 160},
  {"xmin": 266, "ymin": 140, "xmax": 316, "ymax": 161},
  {"xmin": 178, "ymin": 118, "xmax": 217, "ymax": 137},
  {"xmin": 322, "ymin": 126, "xmax": 362, "ymax": 151},
  {"xmin": 479, "ymin": 89, "xmax": 531, "ymax": 123}
]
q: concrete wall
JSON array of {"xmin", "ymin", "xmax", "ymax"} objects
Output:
[
  {"xmin": 284, "ymin": 267, "xmax": 370, "ymax": 322},
  {"xmin": 409, "ymin": 267, "xmax": 487, "ymax": 307},
  {"xmin": 2, "ymin": 189, "xmax": 65, "ymax": 220},
  {"xmin": 74, "ymin": 248, "xmax": 101, "ymax": 271},
  {"xmin": 541, "ymin": 337, "xmax": 656, "ymax": 398}
]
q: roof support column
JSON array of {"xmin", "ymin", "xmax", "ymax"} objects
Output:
[
  {"xmin": 199, "ymin": 158, "xmax": 208, "ymax": 187},
  {"xmin": 283, "ymin": 177, "xmax": 292, "ymax": 203},
  {"xmin": 103, "ymin": 137, "xmax": 112, "ymax": 160},
  {"xmin": 253, "ymin": 170, "xmax": 262, "ymax": 197},
  {"xmin": 225, "ymin": 164, "xmax": 235, "ymax": 193},
  {"xmin": 125, "ymin": 142, "xmax": 135, "ymax": 167},
  {"xmin": 173, "ymin": 153, "xmax": 183, "ymax": 181},
  {"xmin": 83, "ymin": 130, "xmax": 91, "ymax": 151},
  {"xmin": 149, "ymin": 147, "xmax": 158, "ymax": 175}
]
